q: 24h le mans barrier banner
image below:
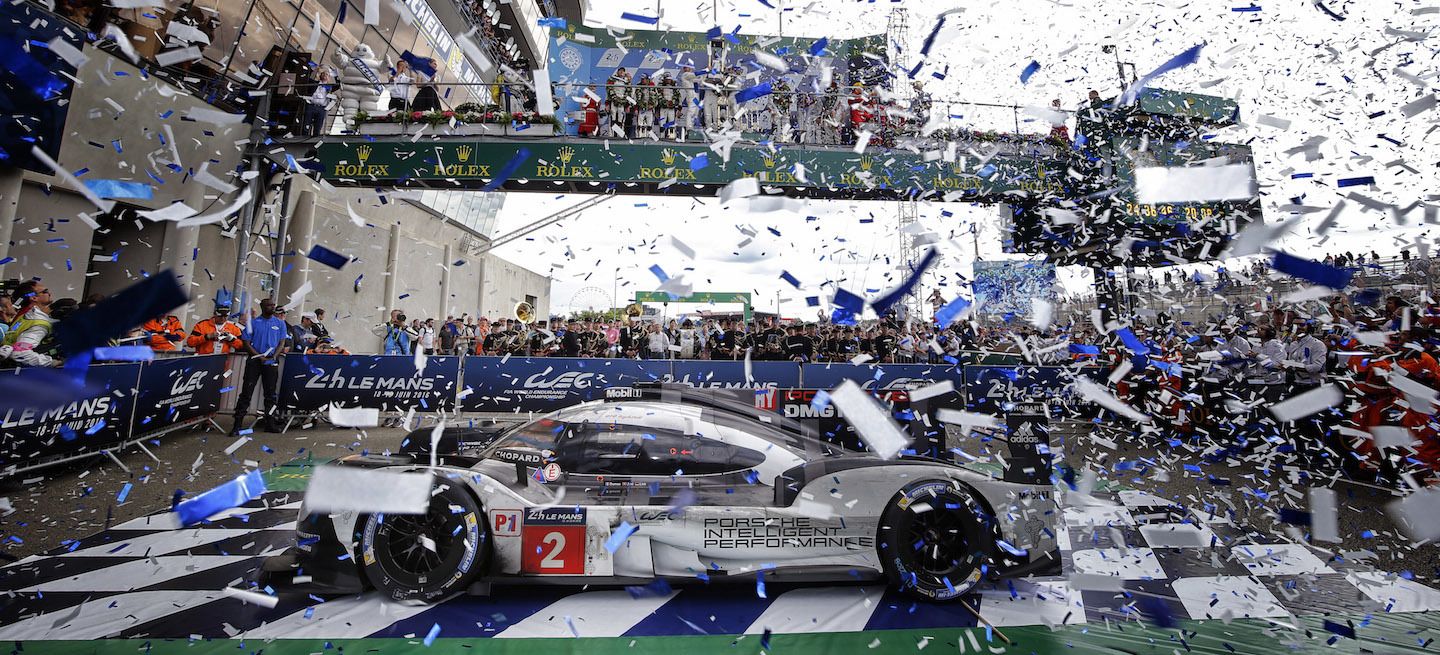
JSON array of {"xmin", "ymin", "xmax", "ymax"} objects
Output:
[
  {"xmin": 1, "ymin": 355, "xmax": 233, "ymax": 473},
  {"xmin": 280, "ymin": 355, "xmax": 1086, "ymax": 416}
]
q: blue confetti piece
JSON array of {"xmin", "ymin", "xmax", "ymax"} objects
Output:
[
  {"xmin": 805, "ymin": 296, "xmax": 819, "ymax": 307},
  {"xmin": 83, "ymin": 179, "xmax": 153, "ymax": 200},
  {"xmin": 620, "ymin": 11, "xmax": 658, "ymax": 24},
  {"xmin": 1020, "ymin": 60, "xmax": 1041, "ymax": 84},
  {"xmin": 1138, "ymin": 595, "xmax": 1177, "ymax": 628},
  {"xmin": 871, "ymin": 248, "xmax": 939, "ymax": 316},
  {"xmin": 1278, "ymin": 508, "xmax": 1311, "ymax": 526},
  {"xmin": 1337, "ymin": 176, "xmax": 1375, "ymax": 188},
  {"xmin": 649, "ymin": 264, "xmax": 669, "ymax": 282},
  {"xmin": 57, "ymin": 270, "xmax": 187, "ymax": 356},
  {"xmin": 92, "ymin": 345, "xmax": 154, "ymax": 361},
  {"xmin": 689, "ymin": 153, "xmax": 708, "ymax": 170},
  {"xmin": 423, "ymin": 623, "xmax": 441, "ymax": 646},
  {"xmin": 0, "ymin": 37, "xmax": 67, "ymax": 100},
  {"xmin": 306, "ymin": 244, "xmax": 350, "ymax": 270},
  {"xmin": 934, "ymin": 296, "xmax": 972, "ymax": 328},
  {"xmin": 1120, "ymin": 43, "xmax": 1205, "ymax": 105},
  {"xmin": 604, "ymin": 521, "xmax": 638, "ymax": 553},
  {"xmin": 756, "ymin": 571, "xmax": 767, "ymax": 598},
  {"xmin": 706, "ymin": 26, "xmax": 722, "ymax": 40},
  {"xmin": 1272, "ymin": 251, "xmax": 1353, "ymax": 290},
  {"xmin": 117, "ymin": 483, "xmax": 132, "ymax": 503},
  {"xmin": 809, "ymin": 37, "xmax": 828, "ymax": 56},
  {"xmin": 1116, "ymin": 328, "xmax": 1151, "ymax": 356},
  {"xmin": 480, "ymin": 148, "xmax": 530, "ymax": 192},
  {"xmin": 175, "ymin": 470, "xmax": 267, "ymax": 526},
  {"xmin": 735, "ymin": 82, "xmax": 773, "ymax": 103},
  {"xmin": 537, "ymin": 16, "xmax": 566, "ymax": 28},
  {"xmin": 1323, "ymin": 619, "xmax": 1356, "ymax": 639},
  {"xmin": 779, "ymin": 270, "xmax": 801, "ymax": 288},
  {"xmin": 830, "ymin": 287, "xmax": 864, "ymax": 325}
]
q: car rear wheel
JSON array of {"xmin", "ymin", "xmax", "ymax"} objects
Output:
[
  {"xmin": 359, "ymin": 477, "xmax": 489, "ymax": 603},
  {"xmin": 877, "ymin": 479, "xmax": 991, "ymax": 602}
]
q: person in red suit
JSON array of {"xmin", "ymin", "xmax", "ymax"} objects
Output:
[{"xmin": 578, "ymin": 84, "xmax": 600, "ymax": 137}]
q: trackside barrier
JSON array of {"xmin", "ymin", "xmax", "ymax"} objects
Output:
[
  {"xmin": 279, "ymin": 355, "xmax": 1092, "ymax": 415},
  {"xmin": 0, "ymin": 354, "xmax": 234, "ymax": 476}
]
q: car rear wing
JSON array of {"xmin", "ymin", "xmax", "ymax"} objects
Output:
[{"xmin": 604, "ymin": 383, "xmax": 1051, "ymax": 485}]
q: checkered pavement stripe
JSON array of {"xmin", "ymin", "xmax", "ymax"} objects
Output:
[
  {"xmin": 0, "ymin": 490, "xmax": 1432, "ymax": 640},
  {"xmin": 1063, "ymin": 491, "xmax": 1440, "ymax": 623}
]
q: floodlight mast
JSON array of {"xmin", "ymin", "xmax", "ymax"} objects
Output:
[{"xmin": 471, "ymin": 190, "xmax": 616, "ymax": 256}]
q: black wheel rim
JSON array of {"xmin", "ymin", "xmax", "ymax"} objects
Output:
[
  {"xmin": 901, "ymin": 494, "xmax": 973, "ymax": 579},
  {"xmin": 379, "ymin": 500, "xmax": 459, "ymax": 578}
]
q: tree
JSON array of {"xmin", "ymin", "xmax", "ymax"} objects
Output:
[{"xmin": 568, "ymin": 308, "xmax": 624, "ymax": 323}]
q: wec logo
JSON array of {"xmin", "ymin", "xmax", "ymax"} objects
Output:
[
  {"xmin": 524, "ymin": 371, "xmax": 596, "ymax": 390},
  {"xmin": 170, "ymin": 371, "xmax": 207, "ymax": 395}
]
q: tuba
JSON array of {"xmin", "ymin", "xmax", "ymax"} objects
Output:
[
  {"xmin": 514, "ymin": 302, "xmax": 535, "ymax": 323},
  {"xmin": 625, "ymin": 303, "xmax": 643, "ymax": 318}
]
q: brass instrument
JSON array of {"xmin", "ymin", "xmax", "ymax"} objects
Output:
[
  {"xmin": 625, "ymin": 303, "xmax": 643, "ymax": 318},
  {"xmin": 515, "ymin": 302, "xmax": 535, "ymax": 323}
]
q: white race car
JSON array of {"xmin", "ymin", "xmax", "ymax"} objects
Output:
[{"xmin": 266, "ymin": 386, "xmax": 1059, "ymax": 603}]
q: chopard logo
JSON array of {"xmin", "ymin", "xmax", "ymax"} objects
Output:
[
  {"xmin": 524, "ymin": 371, "xmax": 595, "ymax": 389},
  {"xmin": 861, "ymin": 377, "xmax": 932, "ymax": 391}
]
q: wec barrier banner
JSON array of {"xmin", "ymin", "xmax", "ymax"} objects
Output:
[
  {"xmin": 280, "ymin": 354, "xmax": 461, "ymax": 412},
  {"xmin": 132, "ymin": 354, "xmax": 229, "ymax": 437},
  {"xmin": 459, "ymin": 356, "xmax": 671, "ymax": 413},
  {"xmin": 0, "ymin": 363, "xmax": 143, "ymax": 468}
]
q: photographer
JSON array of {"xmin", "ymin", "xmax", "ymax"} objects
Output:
[{"xmin": 372, "ymin": 312, "xmax": 417, "ymax": 355}]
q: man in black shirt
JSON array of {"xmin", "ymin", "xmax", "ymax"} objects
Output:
[
  {"xmin": 876, "ymin": 326, "xmax": 898, "ymax": 363},
  {"xmin": 561, "ymin": 319, "xmax": 583, "ymax": 357},
  {"xmin": 783, "ymin": 325, "xmax": 808, "ymax": 362},
  {"xmin": 761, "ymin": 319, "xmax": 786, "ymax": 361}
]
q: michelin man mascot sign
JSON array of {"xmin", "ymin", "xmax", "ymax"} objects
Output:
[{"xmin": 333, "ymin": 44, "xmax": 386, "ymax": 125}]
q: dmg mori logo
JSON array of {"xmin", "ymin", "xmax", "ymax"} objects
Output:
[
  {"xmin": 660, "ymin": 149, "xmax": 676, "ymax": 166},
  {"xmin": 524, "ymin": 371, "xmax": 595, "ymax": 389},
  {"xmin": 557, "ymin": 146, "xmax": 576, "ymax": 165},
  {"xmin": 456, "ymin": 144, "xmax": 472, "ymax": 162},
  {"xmin": 356, "ymin": 145, "xmax": 372, "ymax": 165}
]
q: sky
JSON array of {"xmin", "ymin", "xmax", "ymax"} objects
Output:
[{"xmin": 489, "ymin": 0, "xmax": 1439, "ymax": 319}]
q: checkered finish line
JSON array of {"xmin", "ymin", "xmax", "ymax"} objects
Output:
[{"xmin": 0, "ymin": 490, "xmax": 1434, "ymax": 640}]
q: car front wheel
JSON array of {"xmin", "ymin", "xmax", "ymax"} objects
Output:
[
  {"xmin": 877, "ymin": 479, "xmax": 992, "ymax": 602},
  {"xmin": 359, "ymin": 476, "xmax": 489, "ymax": 603}
]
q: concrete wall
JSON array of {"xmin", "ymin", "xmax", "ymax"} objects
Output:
[
  {"xmin": 479, "ymin": 255, "xmax": 552, "ymax": 323},
  {"xmin": 274, "ymin": 177, "xmax": 549, "ymax": 352}
]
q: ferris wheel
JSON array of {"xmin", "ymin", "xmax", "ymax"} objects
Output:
[{"xmin": 569, "ymin": 286, "xmax": 614, "ymax": 312}]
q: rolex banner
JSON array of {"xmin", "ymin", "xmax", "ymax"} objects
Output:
[{"xmin": 316, "ymin": 141, "xmax": 1066, "ymax": 200}]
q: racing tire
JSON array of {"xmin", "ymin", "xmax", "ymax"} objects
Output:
[
  {"xmin": 359, "ymin": 475, "xmax": 489, "ymax": 603},
  {"xmin": 877, "ymin": 479, "xmax": 993, "ymax": 602}
]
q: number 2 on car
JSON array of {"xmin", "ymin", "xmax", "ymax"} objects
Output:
[{"xmin": 521, "ymin": 508, "xmax": 586, "ymax": 574}]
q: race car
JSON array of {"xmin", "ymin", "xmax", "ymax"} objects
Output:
[{"xmin": 265, "ymin": 385, "xmax": 1060, "ymax": 603}]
